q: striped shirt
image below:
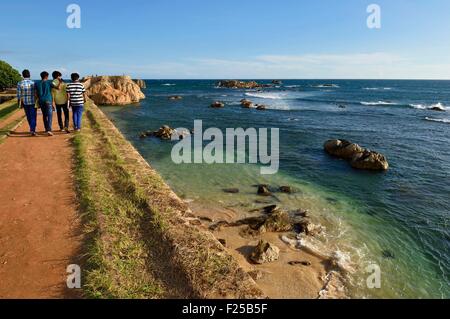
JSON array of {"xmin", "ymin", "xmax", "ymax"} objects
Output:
[
  {"xmin": 17, "ymin": 79, "xmax": 36, "ymax": 106},
  {"xmin": 66, "ymin": 82, "xmax": 86, "ymax": 106}
]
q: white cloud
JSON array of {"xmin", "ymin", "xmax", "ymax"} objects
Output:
[{"xmin": 73, "ymin": 53, "xmax": 450, "ymax": 79}]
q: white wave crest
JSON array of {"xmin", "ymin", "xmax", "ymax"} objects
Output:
[
  {"xmin": 425, "ymin": 117, "xmax": 450, "ymax": 124},
  {"xmin": 162, "ymin": 83, "xmax": 176, "ymax": 86},
  {"xmin": 361, "ymin": 101, "xmax": 398, "ymax": 106},
  {"xmin": 410, "ymin": 102, "xmax": 448, "ymax": 111},
  {"xmin": 363, "ymin": 87, "xmax": 392, "ymax": 91}
]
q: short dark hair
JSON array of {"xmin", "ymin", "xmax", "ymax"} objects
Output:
[
  {"xmin": 22, "ymin": 69, "xmax": 31, "ymax": 78},
  {"xmin": 52, "ymin": 71, "xmax": 62, "ymax": 79},
  {"xmin": 71, "ymin": 73, "xmax": 80, "ymax": 81},
  {"xmin": 40, "ymin": 71, "xmax": 49, "ymax": 80}
]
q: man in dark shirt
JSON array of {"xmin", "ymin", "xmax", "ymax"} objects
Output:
[{"xmin": 35, "ymin": 71, "xmax": 57, "ymax": 136}]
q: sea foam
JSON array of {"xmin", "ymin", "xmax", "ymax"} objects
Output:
[{"xmin": 245, "ymin": 92, "xmax": 286, "ymax": 100}]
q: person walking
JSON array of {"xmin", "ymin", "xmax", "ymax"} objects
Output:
[
  {"xmin": 66, "ymin": 73, "xmax": 86, "ymax": 132},
  {"xmin": 35, "ymin": 71, "xmax": 58, "ymax": 136},
  {"xmin": 51, "ymin": 71, "xmax": 70, "ymax": 133},
  {"xmin": 16, "ymin": 69, "xmax": 37, "ymax": 136}
]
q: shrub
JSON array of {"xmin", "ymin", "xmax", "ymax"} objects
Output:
[{"xmin": 0, "ymin": 60, "xmax": 21, "ymax": 91}]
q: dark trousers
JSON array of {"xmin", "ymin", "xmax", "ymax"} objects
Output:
[
  {"xmin": 23, "ymin": 104, "xmax": 37, "ymax": 133},
  {"xmin": 56, "ymin": 104, "xmax": 70, "ymax": 129},
  {"xmin": 40, "ymin": 101, "xmax": 53, "ymax": 132}
]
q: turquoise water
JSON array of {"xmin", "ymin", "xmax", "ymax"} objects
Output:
[{"xmin": 101, "ymin": 80, "xmax": 449, "ymax": 298}]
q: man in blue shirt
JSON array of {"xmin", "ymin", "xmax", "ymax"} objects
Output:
[
  {"xmin": 36, "ymin": 71, "xmax": 58, "ymax": 136},
  {"xmin": 17, "ymin": 69, "xmax": 37, "ymax": 136}
]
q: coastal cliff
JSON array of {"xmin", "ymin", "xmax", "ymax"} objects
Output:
[{"xmin": 83, "ymin": 75, "xmax": 145, "ymax": 106}]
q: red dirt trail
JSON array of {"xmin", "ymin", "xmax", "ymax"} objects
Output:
[{"xmin": 0, "ymin": 110, "xmax": 82, "ymax": 298}]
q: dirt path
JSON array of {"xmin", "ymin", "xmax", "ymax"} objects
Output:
[{"xmin": 0, "ymin": 111, "xmax": 83, "ymax": 298}]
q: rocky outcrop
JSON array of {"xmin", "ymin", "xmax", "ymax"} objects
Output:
[
  {"xmin": 250, "ymin": 240, "xmax": 280, "ymax": 264},
  {"xmin": 133, "ymin": 79, "xmax": 146, "ymax": 89},
  {"xmin": 169, "ymin": 95, "xmax": 183, "ymax": 100},
  {"xmin": 217, "ymin": 80, "xmax": 265, "ymax": 89},
  {"xmin": 83, "ymin": 76, "xmax": 145, "ymax": 106},
  {"xmin": 324, "ymin": 139, "xmax": 389, "ymax": 171}
]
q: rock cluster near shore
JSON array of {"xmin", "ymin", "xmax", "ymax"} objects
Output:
[
  {"xmin": 324, "ymin": 139, "xmax": 389, "ymax": 171},
  {"xmin": 83, "ymin": 76, "xmax": 145, "ymax": 106},
  {"xmin": 209, "ymin": 203, "xmax": 323, "ymax": 265},
  {"xmin": 139, "ymin": 125, "xmax": 191, "ymax": 140}
]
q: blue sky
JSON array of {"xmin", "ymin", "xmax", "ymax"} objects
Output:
[{"xmin": 1, "ymin": 0, "xmax": 449, "ymax": 79}]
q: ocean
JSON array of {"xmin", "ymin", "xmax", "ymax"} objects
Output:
[{"xmin": 100, "ymin": 79, "xmax": 450, "ymax": 298}]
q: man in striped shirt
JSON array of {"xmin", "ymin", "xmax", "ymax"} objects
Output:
[
  {"xmin": 17, "ymin": 69, "xmax": 37, "ymax": 136},
  {"xmin": 66, "ymin": 73, "xmax": 86, "ymax": 132}
]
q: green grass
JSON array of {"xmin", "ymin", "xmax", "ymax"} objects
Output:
[
  {"xmin": 73, "ymin": 105, "xmax": 167, "ymax": 299},
  {"xmin": 0, "ymin": 100, "xmax": 19, "ymax": 122},
  {"xmin": 0, "ymin": 116, "xmax": 25, "ymax": 144}
]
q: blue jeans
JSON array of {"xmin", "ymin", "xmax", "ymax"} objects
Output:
[
  {"xmin": 72, "ymin": 104, "xmax": 84, "ymax": 130},
  {"xmin": 40, "ymin": 101, "xmax": 53, "ymax": 132},
  {"xmin": 23, "ymin": 104, "xmax": 37, "ymax": 133}
]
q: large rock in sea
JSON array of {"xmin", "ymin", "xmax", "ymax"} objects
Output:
[
  {"xmin": 217, "ymin": 80, "xmax": 263, "ymax": 89},
  {"xmin": 324, "ymin": 139, "xmax": 364, "ymax": 160},
  {"xmin": 83, "ymin": 76, "xmax": 145, "ymax": 106},
  {"xmin": 250, "ymin": 240, "xmax": 280, "ymax": 264},
  {"xmin": 324, "ymin": 139, "xmax": 389, "ymax": 171},
  {"xmin": 350, "ymin": 150, "xmax": 389, "ymax": 171}
]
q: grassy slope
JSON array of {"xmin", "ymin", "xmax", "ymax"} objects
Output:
[
  {"xmin": 0, "ymin": 100, "xmax": 19, "ymax": 122},
  {"xmin": 74, "ymin": 101, "xmax": 263, "ymax": 299}
]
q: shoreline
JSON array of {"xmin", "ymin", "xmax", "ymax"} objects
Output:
[{"xmin": 90, "ymin": 99, "xmax": 349, "ymax": 299}]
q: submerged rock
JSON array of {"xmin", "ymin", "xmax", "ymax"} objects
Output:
[
  {"xmin": 250, "ymin": 240, "xmax": 280, "ymax": 264},
  {"xmin": 382, "ymin": 250, "xmax": 395, "ymax": 259},
  {"xmin": 210, "ymin": 101, "xmax": 225, "ymax": 108},
  {"xmin": 168, "ymin": 95, "xmax": 183, "ymax": 100},
  {"xmin": 256, "ymin": 104, "xmax": 267, "ymax": 110},
  {"xmin": 279, "ymin": 186, "xmax": 293, "ymax": 194},
  {"xmin": 240, "ymin": 99, "xmax": 253, "ymax": 108},
  {"xmin": 223, "ymin": 188, "xmax": 240, "ymax": 194},
  {"xmin": 257, "ymin": 185, "xmax": 271, "ymax": 196}
]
